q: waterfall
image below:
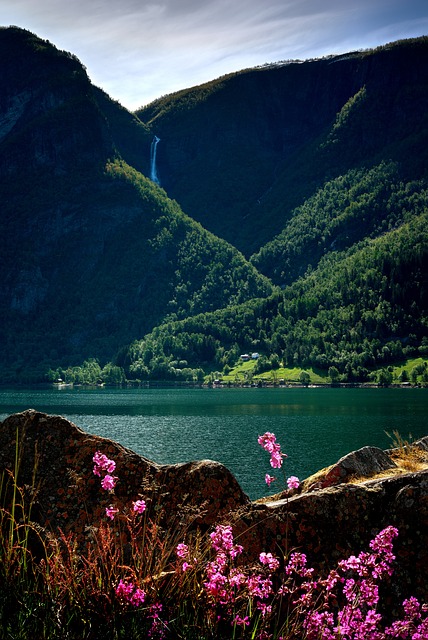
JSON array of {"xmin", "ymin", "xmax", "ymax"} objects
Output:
[{"xmin": 150, "ymin": 135, "xmax": 160, "ymax": 184}]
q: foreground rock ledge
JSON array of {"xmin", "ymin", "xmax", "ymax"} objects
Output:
[{"xmin": 1, "ymin": 409, "xmax": 427, "ymax": 606}]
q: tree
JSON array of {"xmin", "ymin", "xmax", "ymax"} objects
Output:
[
  {"xmin": 299, "ymin": 371, "xmax": 311, "ymax": 386},
  {"xmin": 398, "ymin": 369, "xmax": 409, "ymax": 383},
  {"xmin": 377, "ymin": 369, "xmax": 393, "ymax": 387},
  {"xmin": 328, "ymin": 366, "xmax": 340, "ymax": 384}
]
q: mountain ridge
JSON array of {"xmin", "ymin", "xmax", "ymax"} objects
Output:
[{"xmin": 0, "ymin": 26, "xmax": 427, "ymax": 383}]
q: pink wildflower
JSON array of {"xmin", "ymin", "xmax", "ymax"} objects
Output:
[
  {"xmin": 130, "ymin": 587, "xmax": 146, "ymax": 607},
  {"xmin": 265, "ymin": 473, "xmax": 275, "ymax": 486},
  {"xmin": 209, "ymin": 524, "xmax": 243, "ymax": 558},
  {"xmin": 115, "ymin": 579, "xmax": 134, "ymax": 599},
  {"xmin": 132, "ymin": 499, "xmax": 146, "ymax": 514},
  {"xmin": 229, "ymin": 569, "xmax": 246, "ymax": 587},
  {"xmin": 258, "ymin": 431, "xmax": 286, "ymax": 468},
  {"xmin": 260, "ymin": 552, "xmax": 280, "ymax": 571},
  {"xmin": 115, "ymin": 579, "xmax": 145, "ymax": 607},
  {"xmin": 93, "ymin": 451, "xmax": 116, "ymax": 475},
  {"xmin": 258, "ymin": 431, "xmax": 277, "ymax": 452},
  {"xmin": 233, "ymin": 615, "xmax": 250, "ymax": 627},
  {"xmin": 257, "ymin": 602, "xmax": 272, "ymax": 617},
  {"xmin": 105, "ymin": 506, "xmax": 119, "ymax": 520},
  {"xmin": 101, "ymin": 474, "xmax": 117, "ymax": 491},
  {"xmin": 182, "ymin": 561, "xmax": 191, "ymax": 572},
  {"xmin": 287, "ymin": 475, "xmax": 300, "ymax": 489},
  {"xmin": 247, "ymin": 574, "xmax": 273, "ymax": 599},
  {"xmin": 176, "ymin": 543, "xmax": 189, "ymax": 558}
]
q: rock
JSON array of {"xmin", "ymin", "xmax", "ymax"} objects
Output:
[
  {"xmin": 307, "ymin": 445, "xmax": 398, "ymax": 489},
  {"xmin": 1, "ymin": 409, "xmax": 427, "ymax": 608},
  {"xmin": 0, "ymin": 410, "xmax": 249, "ymax": 540}
]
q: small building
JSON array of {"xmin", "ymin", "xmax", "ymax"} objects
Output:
[{"xmin": 240, "ymin": 354, "xmax": 251, "ymax": 362}]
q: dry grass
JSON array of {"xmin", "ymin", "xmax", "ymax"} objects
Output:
[{"xmin": 257, "ymin": 435, "xmax": 428, "ymax": 500}]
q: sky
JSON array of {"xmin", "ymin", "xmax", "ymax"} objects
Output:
[{"xmin": 1, "ymin": 0, "xmax": 427, "ymax": 111}]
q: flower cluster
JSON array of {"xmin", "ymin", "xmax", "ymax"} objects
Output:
[
  {"xmin": 93, "ymin": 450, "xmax": 118, "ymax": 491},
  {"xmin": 147, "ymin": 602, "xmax": 166, "ymax": 639},
  {"xmin": 201, "ymin": 523, "xmax": 282, "ymax": 631},
  {"xmin": 175, "ymin": 542, "xmax": 193, "ymax": 572},
  {"xmin": 259, "ymin": 552, "xmax": 280, "ymax": 572},
  {"xmin": 385, "ymin": 597, "xmax": 428, "ymax": 638},
  {"xmin": 115, "ymin": 579, "xmax": 146, "ymax": 607},
  {"xmin": 204, "ymin": 525, "xmax": 245, "ymax": 604},
  {"xmin": 303, "ymin": 526, "xmax": 403, "ymax": 639},
  {"xmin": 133, "ymin": 499, "xmax": 146, "ymax": 514},
  {"xmin": 89, "ymin": 448, "xmax": 428, "ymax": 639},
  {"xmin": 258, "ymin": 431, "xmax": 285, "ymax": 469},
  {"xmin": 93, "ymin": 451, "xmax": 147, "ymax": 523},
  {"xmin": 287, "ymin": 475, "xmax": 300, "ymax": 490},
  {"xmin": 258, "ymin": 431, "xmax": 300, "ymax": 490}
]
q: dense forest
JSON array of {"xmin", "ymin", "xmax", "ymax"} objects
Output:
[{"xmin": 0, "ymin": 27, "xmax": 427, "ymax": 383}]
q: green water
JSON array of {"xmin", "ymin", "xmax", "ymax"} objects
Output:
[{"xmin": 0, "ymin": 386, "xmax": 427, "ymax": 499}]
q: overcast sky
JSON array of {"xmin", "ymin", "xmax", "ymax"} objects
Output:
[{"xmin": 1, "ymin": 0, "xmax": 427, "ymax": 111}]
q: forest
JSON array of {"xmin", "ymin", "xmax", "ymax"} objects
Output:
[{"xmin": 0, "ymin": 28, "xmax": 427, "ymax": 383}]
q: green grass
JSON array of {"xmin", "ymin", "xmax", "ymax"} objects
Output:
[
  {"xmin": 390, "ymin": 356, "xmax": 428, "ymax": 381},
  {"xmin": 215, "ymin": 356, "xmax": 428, "ymax": 386},
  {"xmin": 219, "ymin": 361, "xmax": 328, "ymax": 385}
]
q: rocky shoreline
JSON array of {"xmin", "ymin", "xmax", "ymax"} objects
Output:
[{"xmin": 1, "ymin": 409, "xmax": 427, "ymax": 610}]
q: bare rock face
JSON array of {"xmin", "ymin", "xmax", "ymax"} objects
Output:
[{"xmin": 1, "ymin": 409, "xmax": 427, "ymax": 608}]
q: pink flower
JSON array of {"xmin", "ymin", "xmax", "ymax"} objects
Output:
[
  {"xmin": 176, "ymin": 543, "xmax": 189, "ymax": 558},
  {"xmin": 93, "ymin": 451, "xmax": 116, "ymax": 475},
  {"xmin": 106, "ymin": 506, "xmax": 119, "ymax": 520},
  {"xmin": 258, "ymin": 431, "xmax": 277, "ymax": 452},
  {"xmin": 287, "ymin": 475, "xmax": 300, "ymax": 489},
  {"xmin": 259, "ymin": 552, "xmax": 280, "ymax": 571},
  {"xmin": 270, "ymin": 449, "xmax": 283, "ymax": 468},
  {"xmin": 209, "ymin": 524, "xmax": 242, "ymax": 557},
  {"xmin": 258, "ymin": 432, "xmax": 286, "ymax": 468},
  {"xmin": 115, "ymin": 579, "xmax": 145, "ymax": 607},
  {"xmin": 182, "ymin": 562, "xmax": 191, "ymax": 572},
  {"xmin": 130, "ymin": 587, "xmax": 146, "ymax": 607},
  {"xmin": 116, "ymin": 579, "xmax": 134, "ymax": 599},
  {"xmin": 229, "ymin": 569, "xmax": 245, "ymax": 587},
  {"xmin": 101, "ymin": 474, "xmax": 118, "ymax": 491},
  {"xmin": 257, "ymin": 602, "xmax": 272, "ymax": 617},
  {"xmin": 265, "ymin": 473, "xmax": 276, "ymax": 486},
  {"xmin": 132, "ymin": 499, "xmax": 146, "ymax": 514}
]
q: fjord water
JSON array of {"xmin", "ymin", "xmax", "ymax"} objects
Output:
[{"xmin": 1, "ymin": 387, "xmax": 427, "ymax": 500}]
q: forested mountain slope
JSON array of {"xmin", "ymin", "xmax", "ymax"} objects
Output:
[
  {"xmin": 121, "ymin": 209, "xmax": 428, "ymax": 382},
  {"xmin": 137, "ymin": 37, "xmax": 428, "ymax": 258},
  {"xmin": 0, "ymin": 27, "xmax": 272, "ymax": 381},
  {"xmin": 0, "ymin": 27, "xmax": 427, "ymax": 383}
]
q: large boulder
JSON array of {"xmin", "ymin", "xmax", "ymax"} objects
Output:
[{"xmin": 0, "ymin": 410, "xmax": 249, "ymax": 539}]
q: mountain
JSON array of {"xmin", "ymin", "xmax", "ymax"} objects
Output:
[
  {"xmin": 0, "ymin": 27, "xmax": 427, "ymax": 383},
  {"xmin": 137, "ymin": 37, "xmax": 428, "ymax": 258},
  {"xmin": 0, "ymin": 27, "xmax": 272, "ymax": 382}
]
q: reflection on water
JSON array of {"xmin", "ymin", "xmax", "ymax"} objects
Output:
[{"xmin": 0, "ymin": 387, "xmax": 427, "ymax": 499}]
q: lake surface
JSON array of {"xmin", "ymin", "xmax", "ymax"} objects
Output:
[{"xmin": 0, "ymin": 386, "xmax": 427, "ymax": 500}]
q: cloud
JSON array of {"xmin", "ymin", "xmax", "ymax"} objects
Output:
[{"xmin": 0, "ymin": 0, "xmax": 427, "ymax": 109}]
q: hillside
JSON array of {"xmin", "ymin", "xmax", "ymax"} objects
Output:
[
  {"xmin": 119, "ymin": 208, "xmax": 428, "ymax": 383},
  {"xmin": 0, "ymin": 27, "xmax": 427, "ymax": 383},
  {"xmin": 0, "ymin": 27, "xmax": 272, "ymax": 382},
  {"xmin": 137, "ymin": 37, "xmax": 428, "ymax": 257}
]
